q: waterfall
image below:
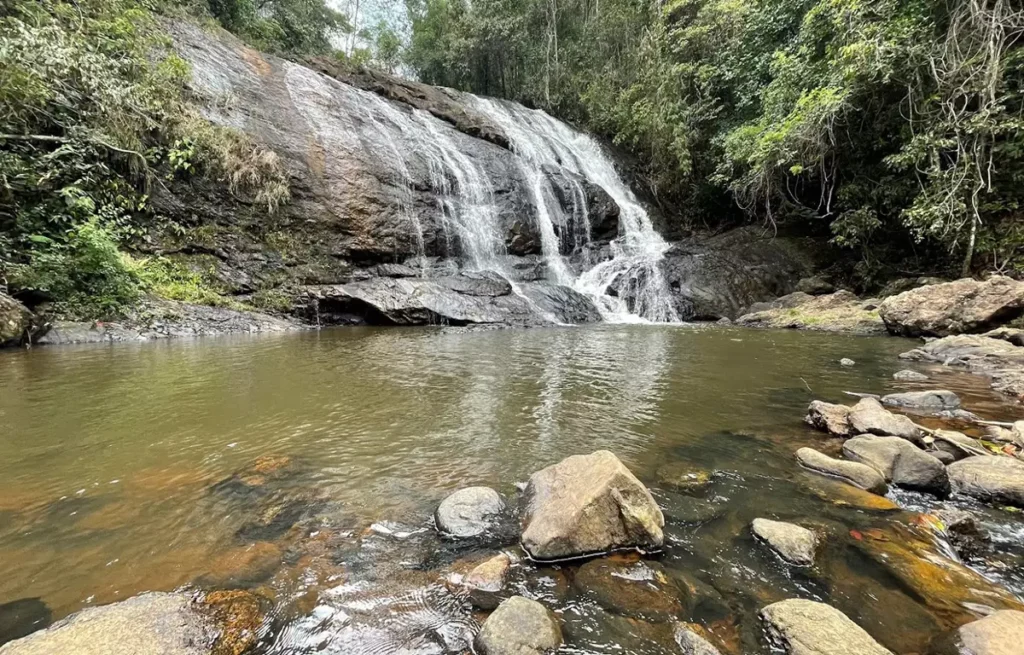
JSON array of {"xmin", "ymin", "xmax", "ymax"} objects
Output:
[{"xmin": 470, "ymin": 97, "xmax": 679, "ymax": 323}]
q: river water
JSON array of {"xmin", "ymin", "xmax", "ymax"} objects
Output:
[{"xmin": 1, "ymin": 326, "xmax": 1023, "ymax": 653}]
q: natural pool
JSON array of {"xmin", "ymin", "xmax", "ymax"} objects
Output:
[{"xmin": 1, "ymin": 325, "xmax": 1022, "ymax": 653}]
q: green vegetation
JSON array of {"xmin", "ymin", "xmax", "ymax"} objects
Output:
[{"xmin": 405, "ymin": 0, "xmax": 1024, "ymax": 285}]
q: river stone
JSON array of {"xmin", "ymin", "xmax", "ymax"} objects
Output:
[
  {"xmin": 574, "ymin": 557, "xmax": 685, "ymax": 622},
  {"xmin": 796, "ymin": 448, "xmax": 888, "ymax": 494},
  {"xmin": 839, "ymin": 358, "xmax": 855, "ymax": 367},
  {"xmin": 953, "ymin": 609, "xmax": 1024, "ymax": 655},
  {"xmin": 751, "ymin": 519, "xmax": 818, "ymax": 566},
  {"xmin": 435, "ymin": 487, "xmax": 506, "ymax": 538},
  {"xmin": 474, "ymin": 596, "xmax": 562, "ymax": 655},
  {"xmin": 520, "ymin": 451, "xmax": 664, "ymax": 560},
  {"xmin": 761, "ymin": 599, "xmax": 892, "ymax": 655},
  {"xmin": 462, "ymin": 553, "xmax": 511, "ymax": 610},
  {"xmin": 893, "ymin": 369, "xmax": 929, "ymax": 382},
  {"xmin": 932, "ymin": 429, "xmax": 983, "ymax": 462},
  {"xmin": 841, "ymin": 436, "xmax": 949, "ymax": 496},
  {"xmin": 947, "ymin": 456, "xmax": 1024, "ymax": 507},
  {"xmin": 804, "ymin": 401, "xmax": 852, "ymax": 437},
  {"xmin": 0, "ymin": 599, "xmax": 50, "ymax": 648},
  {"xmin": 675, "ymin": 627, "xmax": 723, "ymax": 655},
  {"xmin": 848, "ymin": 397, "xmax": 924, "ymax": 443},
  {"xmin": 881, "ymin": 390, "xmax": 960, "ymax": 411},
  {"xmin": 0, "ymin": 293, "xmax": 32, "ymax": 347},
  {"xmin": 879, "ymin": 276, "xmax": 1024, "ymax": 337},
  {"xmin": 0, "ymin": 593, "xmax": 216, "ymax": 655},
  {"xmin": 656, "ymin": 462, "xmax": 714, "ymax": 493}
]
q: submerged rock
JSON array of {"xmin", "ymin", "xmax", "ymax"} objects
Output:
[
  {"xmin": 474, "ymin": 596, "xmax": 562, "ymax": 655},
  {"xmin": 880, "ymin": 390, "xmax": 960, "ymax": 411},
  {"xmin": 520, "ymin": 451, "xmax": 664, "ymax": 560},
  {"xmin": 0, "ymin": 599, "xmax": 50, "ymax": 647},
  {"xmin": 796, "ymin": 447, "xmax": 888, "ymax": 495},
  {"xmin": 0, "ymin": 593, "xmax": 216, "ymax": 655},
  {"xmin": 879, "ymin": 276, "xmax": 1024, "ymax": 337},
  {"xmin": 841, "ymin": 436, "xmax": 949, "ymax": 496},
  {"xmin": 656, "ymin": 463, "xmax": 714, "ymax": 494},
  {"xmin": 574, "ymin": 557, "xmax": 686, "ymax": 622},
  {"xmin": 675, "ymin": 627, "xmax": 723, "ymax": 655},
  {"xmin": 751, "ymin": 519, "xmax": 818, "ymax": 566},
  {"xmin": 947, "ymin": 456, "xmax": 1024, "ymax": 507},
  {"xmin": 760, "ymin": 599, "xmax": 893, "ymax": 655},
  {"xmin": 949, "ymin": 609, "xmax": 1024, "ymax": 655},
  {"xmin": 893, "ymin": 369, "xmax": 929, "ymax": 382},
  {"xmin": 461, "ymin": 553, "xmax": 511, "ymax": 610},
  {"xmin": 435, "ymin": 487, "xmax": 506, "ymax": 538},
  {"xmin": 804, "ymin": 401, "xmax": 852, "ymax": 437},
  {"xmin": 848, "ymin": 397, "xmax": 924, "ymax": 444}
]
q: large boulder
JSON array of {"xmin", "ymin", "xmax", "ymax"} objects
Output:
[
  {"xmin": 520, "ymin": 451, "xmax": 664, "ymax": 560},
  {"xmin": 474, "ymin": 596, "xmax": 562, "ymax": 655},
  {"xmin": 848, "ymin": 398, "xmax": 924, "ymax": 444},
  {"xmin": 949, "ymin": 610, "xmax": 1024, "ymax": 655},
  {"xmin": 435, "ymin": 487, "xmax": 506, "ymax": 538},
  {"xmin": 736, "ymin": 290, "xmax": 885, "ymax": 334},
  {"xmin": 879, "ymin": 276, "xmax": 1024, "ymax": 337},
  {"xmin": 760, "ymin": 599, "xmax": 892, "ymax": 655},
  {"xmin": 796, "ymin": 448, "xmax": 888, "ymax": 495},
  {"xmin": 0, "ymin": 593, "xmax": 216, "ymax": 655},
  {"xmin": 751, "ymin": 519, "xmax": 818, "ymax": 566},
  {"xmin": 841, "ymin": 436, "xmax": 949, "ymax": 496},
  {"xmin": 0, "ymin": 293, "xmax": 32, "ymax": 347},
  {"xmin": 947, "ymin": 456, "xmax": 1024, "ymax": 507}
]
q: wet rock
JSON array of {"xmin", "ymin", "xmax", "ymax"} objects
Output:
[
  {"xmin": 805, "ymin": 478, "xmax": 900, "ymax": 511},
  {"xmin": 0, "ymin": 593, "xmax": 216, "ymax": 655},
  {"xmin": 435, "ymin": 487, "xmax": 506, "ymax": 538},
  {"xmin": 931, "ymin": 429, "xmax": 984, "ymax": 462},
  {"xmin": 201, "ymin": 590, "xmax": 267, "ymax": 655},
  {"xmin": 899, "ymin": 334, "xmax": 1024, "ymax": 399},
  {"xmin": 841, "ymin": 436, "xmax": 949, "ymax": 496},
  {"xmin": 574, "ymin": 557, "xmax": 686, "ymax": 622},
  {"xmin": 760, "ymin": 599, "xmax": 893, "ymax": 655},
  {"xmin": 796, "ymin": 447, "xmax": 888, "ymax": 495},
  {"xmin": 839, "ymin": 358, "xmax": 855, "ymax": 367},
  {"xmin": 950, "ymin": 609, "xmax": 1024, "ymax": 655},
  {"xmin": 561, "ymin": 606, "xmax": 679, "ymax": 654},
  {"xmin": 0, "ymin": 599, "xmax": 50, "ymax": 647},
  {"xmin": 520, "ymin": 450, "xmax": 664, "ymax": 560},
  {"xmin": 935, "ymin": 508, "xmax": 989, "ymax": 560},
  {"xmin": 848, "ymin": 397, "xmax": 924, "ymax": 444},
  {"xmin": 662, "ymin": 496, "xmax": 725, "ymax": 525},
  {"xmin": 751, "ymin": 519, "xmax": 818, "ymax": 566},
  {"xmin": 947, "ymin": 456, "xmax": 1024, "ymax": 507},
  {"xmin": 804, "ymin": 401, "xmax": 852, "ymax": 437},
  {"xmin": 880, "ymin": 276, "xmax": 1024, "ymax": 337},
  {"xmin": 880, "ymin": 390, "xmax": 960, "ymax": 411},
  {"xmin": 461, "ymin": 553, "xmax": 511, "ymax": 610},
  {"xmin": 200, "ymin": 541, "xmax": 283, "ymax": 588},
  {"xmin": 795, "ymin": 277, "xmax": 834, "ymax": 296},
  {"xmin": 893, "ymin": 369, "xmax": 929, "ymax": 382},
  {"xmin": 675, "ymin": 626, "xmax": 723, "ymax": 655},
  {"xmin": 474, "ymin": 596, "xmax": 562, "ymax": 655},
  {"xmin": 0, "ymin": 293, "xmax": 33, "ymax": 347},
  {"xmin": 657, "ymin": 463, "xmax": 714, "ymax": 494},
  {"xmin": 736, "ymin": 290, "xmax": 885, "ymax": 334}
]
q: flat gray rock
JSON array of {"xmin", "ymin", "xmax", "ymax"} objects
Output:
[
  {"xmin": 848, "ymin": 397, "xmax": 924, "ymax": 444},
  {"xmin": 435, "ymin": 486, "xmax": 506, "ymax": 538},
  {"xmin": 474, "ymin": 596, "xmax": 562, "ymax": 655},
  {"xmin": 760, "ymin": 599, "xmax": 892, "ymax": 655},
  {"xmin": 947, "ymin": 456, "xmax": 1024, "ymax": 507},
  {"xmin": 842, "ymin": 436, "xmax": 949, "ymax": 496},
  {"xmin": 796, "ymin": 448, "xmax": 888, "ymax": 495},
  {"xmin": 0, "ymin": 593, "xmax": 215, "ymax": 655},
  {"xmin": 893, "ymin": 370, "xmax": 929, "ymax": 382},
  {"xmin": 881, "ymin": 390, "xmax": 960, "ymax": 411},
  {"xmin": 954, "ymin": 609, "xmax": 1024, "ymax": 655},
  {"xmin": 752, "ymin": 519, "xmax": 817, "ymax": 566}
]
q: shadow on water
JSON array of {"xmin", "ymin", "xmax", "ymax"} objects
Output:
[{"xmin": 0, "ymin": 325, "xmax": 1022, "ymax": 652}]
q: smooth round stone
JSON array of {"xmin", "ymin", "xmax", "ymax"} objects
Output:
[
  {"xmin": 474, "ymin": 596, "xmax": 562, "ymax": 655},
  {"xmin": 434, "ymin": 486, "xmax": 506, "ymax": 538}
]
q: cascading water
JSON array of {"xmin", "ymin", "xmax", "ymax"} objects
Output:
[{"xmin": 470, "ymin": 97, "xmax": 679, "ymax": 323}]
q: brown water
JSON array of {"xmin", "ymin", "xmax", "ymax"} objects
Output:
[{"xmin": 1, "ymin": 325, "xmax": 1023, "ymax": 653}]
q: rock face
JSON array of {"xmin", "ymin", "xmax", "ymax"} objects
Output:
[
  {"xmin": 796, "ymin": 448, "xmax": 888, "ymax": 494},
  {"xmin": 0, "ymin": 293, "xmax": 32, "ymax": 347},
  {"xmin": 0, "ymin": 593, "xmax": 216, "ymax": 655},
  {"xmin": 879, "ymin": 276, "xmax": 1024, "ymax": 337},
  {"xmin": 947, "ymin": 456, "xmax": 1024, "ymax": 507},
  {"xmin": 736, "ymin": 290, "xmax": 885, "ymax": 334},
  {"xmin": 751, "ymin": 519, "xmax": 817, "ymax": 566},
  {"xmin": 848, "ymin": 398, "xmax": 924, "ymax": 444},
  {"xmin": 880, "ymin": 390, "xmax": 960, "ymax": 411},
  {"xmin": 841, "ymin": 436, "xmax": 949, "ymax": 495},
  {"xmin": 474, "ymin": 596, "xmax": 562, "ymax": 655},
  {"xmin": 952, "ymin": 610, "xmax": 1024, "ymax": 655},
  {"xmin": 804, "ymin": 401, "xmax": 853, "ymax": 437},
  {"xmin": 760, "ymin": 599, "xmax": 893, "ymax": 655},
  {"xmin": 435, "ymin": 487, "xmax": 506, "ymax": 538},
  {"xmin": 520, "ymin": 451, "xmax": 664, "ymax": 560}
]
